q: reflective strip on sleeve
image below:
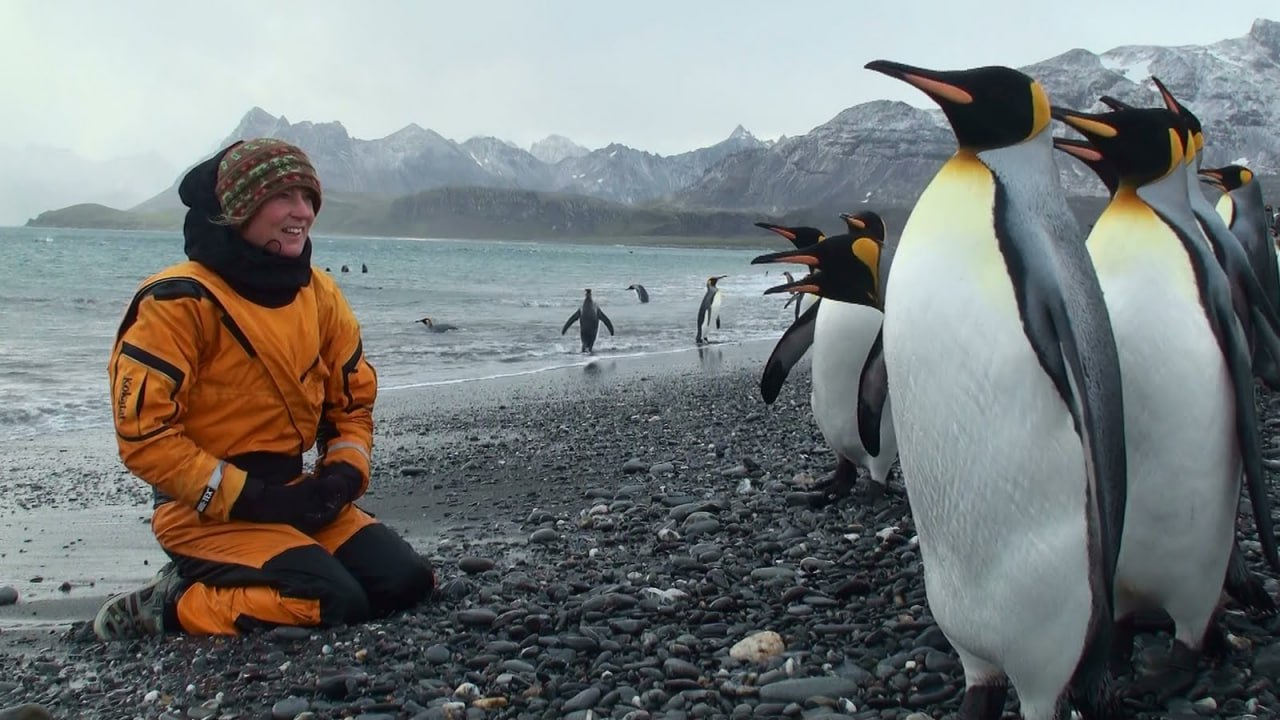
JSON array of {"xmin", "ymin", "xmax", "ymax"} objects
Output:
[
  {"xmin": 327, "ymin": 441, "xmax": 371, "ymax": 463},
  {"xmin": 194, "ymin": 461, "xmax": 225, "ymax": 514}
]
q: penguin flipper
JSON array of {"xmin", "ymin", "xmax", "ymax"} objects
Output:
[
  {"xmin": 561, "ymin": 310, "xmax": 581, "ymax": 335},
  {"xmin": 759, "ymin": 300, "xmax": 818, "ymax": 404},
  {"xmin": 597, "ymin": 310, "xmax": 615, "ymax": 336},
  {"xmin": 1212, "ymin": 294, "xmax": 1280, "ymax": 571},
  {"xmin": 1023, "ymin": 283, "xmax": 1127, "ymax": 608},
  {"xmin": 856, "ymin": 327, "xmax": 888, "ymax": 458}
]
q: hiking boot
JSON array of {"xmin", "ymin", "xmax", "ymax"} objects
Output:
[{"xmin": 93, "ymin": 562, "xmax": 183, "ymax": 641}]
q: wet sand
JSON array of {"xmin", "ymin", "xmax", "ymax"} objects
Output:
[{"xmin": 0, "ymin": 338, "xmax": 787, "ymax": 643}]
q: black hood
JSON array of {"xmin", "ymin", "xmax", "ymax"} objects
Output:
[{"xmin": 178, "ymin": 143, "xmax": 313, "ymax": 307}]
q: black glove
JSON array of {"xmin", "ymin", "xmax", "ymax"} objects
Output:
[
  {"xmin": 315, "ymin": 462, "xmax": 363, "ymax": 506},
  {"xmin": 229, "ymin": 474, "xmax": 345, "ymax": 534}
]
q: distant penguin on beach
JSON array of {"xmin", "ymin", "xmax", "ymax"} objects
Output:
[
  {"xmin": 341, "ymin": 265, "xmax": 350, "ymax": 273},
  {"xmin": 362, "ymin": 263, "xmax": 368, "ymax": 273},
  {"xmin": 562, "ymin": 288, "xmax": 615, "ymax": 353},
  {"xmin": 696, "ymin": 275, "xmax": 727, "ymax": 345},
  {"xmin": 417, "ymin": 317, "xmax": 458, "ymax": 333},
  {"xmin": 626, "ymin": 284, "xmax": 650, "ymax": 303}
]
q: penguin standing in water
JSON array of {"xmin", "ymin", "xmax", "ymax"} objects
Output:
[
  {"xmin": 1054, "ymin": 105, "xmax": 1280, "ymax": 695},
  {"xmin": 753, "ymin": 211, "xmax": 897, "ymax": 503},
  {"xmin": 695, "ymin": 275, "xmax": 727, "ymax": 345},
  {"xmin": 625, "ymin": 284, "xmax": 650, "ymax": 303},
  {"xmin": 865, "ymin": 60, "xmax": 1127, "ymax": 720},
  {"xmin": 1055, "ymin": 130, "xmax": 1278, "ymax": 620},
  {"xmin": 561, "ymin": 288, "xmax": 614, "ymax": 353}
]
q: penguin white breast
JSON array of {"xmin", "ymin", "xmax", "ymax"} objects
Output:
[
  {"xmin": 883, "ymin": 154, "xmax": 1091, "ymax": 664},
  {"xmin": 1087, "ymin": 198, "xmax": 1239, "ymax": 617},
  {"xmin": 811, "ymin": 300, "xmax": 887, "ymax": 466}
]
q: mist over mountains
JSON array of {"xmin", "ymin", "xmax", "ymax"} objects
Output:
[{"xmin": 19, "ymin": 18, "xmax": 1280, "ymax": 235}]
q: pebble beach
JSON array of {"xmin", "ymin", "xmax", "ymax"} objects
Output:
[{"xmin": 2, "ymin": 340, "xmax": 1280, "ymax": 720}]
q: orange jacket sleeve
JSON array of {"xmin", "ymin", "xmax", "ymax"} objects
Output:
[
  {"xmin": 316, "ymin": 282, "xmax": 378, "ymax": 495},
  {"xmin": 108, "ymin": 286, "xmax": 249, "ymax": 520}
]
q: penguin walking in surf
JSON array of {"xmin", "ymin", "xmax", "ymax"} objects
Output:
[
  {"xmin": 626, "ymin": 283, "xmax": 650, "ymax": 303},
  {"xmin": 1054, "ymin": 104, "xmax": 1280, "ymax": 696},
  {"xmin": 561, "ymin": 288, "xmax": 614, "ymax": 354},
  {"xmin": 695, "ymin": 275, "xmax": 727, "ymax": 345},
  {"xmin": 1055, "ymin": 117, "xmax": 1278, "ymax": 621},
  {"xmin": 753, "ymin": 211, "xmax": 897, "ymax": 504},
  {"xmin": 865, "ymin": 60, "xmax": 1128, "ymax": 720}
]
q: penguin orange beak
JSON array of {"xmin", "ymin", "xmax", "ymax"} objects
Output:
[
  {"xmin": 1197, "ymin": 169, "xmax": 1226, "ymax": 189},
  {"xmin": 754, "ymin": 222, "xmax": 797, "ymax": 241},
  {"xmin": 1050, "ymin": 107, "xmax": 1119, "ymax": 139},
  {"xmin": 751, "ymin": 247, "xmax": 820, "ymax": 268},
  {"xmin": 763, "ymin": 271, "xmax": 823, "ymax": 297},
  {"xmin": 839, "ymin": 212, "xmax": 866, "ymax": 230},
  {"xmin": 1097, "ymin": 95, "xmax": 1135, "ymax": 112},
  {"xmin": 1052, "ymin": 137, "xmax": 1105, "ymax": 163},
  {"xmin": 864, "ymin": 60, "xmax": 974, "ymax": 105}
]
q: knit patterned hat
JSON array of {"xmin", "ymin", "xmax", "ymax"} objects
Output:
[{"xmin": 214, "ymin": 138, "xmax": 322, "ymax": 223}]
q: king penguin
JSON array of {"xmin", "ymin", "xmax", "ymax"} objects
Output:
[
  {"xmin": 752, "ymin": 212, "xmax": 897, "ymax": 504},
  {"xmin": 625, "ymin": 283, "xmax": 650, "ymax": 303},
  {"xmin": 864, "ymin": 60, "xmax": 1127, "ymax": 720},
  {"xmin": 695, "ymin": 275, "xmax": 727, "ymax": 345},
  {"xmin": 1054, "ymin": 130, "xmax": 1279, "ymax": 620},
  {"xmin": 561, "ymin": 288, "xmax": 615, "ymax": 353},
  {"xmin": 1054, "ymin": 104, "xmax": 1280, "ymax": 695},
  {"xmin": 1127, "ymin": 80, "xmax": 1280, "ymax": 392},
  {"xmin": 1201, "ymin": 163, "xmax": 1280, "ymax": 331},
  {"xmin": 755, "ymin": 222, "xmax": 824, "ymax": 319}
]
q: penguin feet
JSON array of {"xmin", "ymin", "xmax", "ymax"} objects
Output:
[
  {"xmin": 1123, "ymin": 640, "xmax": 1200, "ymax": 705},
  {"xmin": 956, "ymin": 682, "xmax": 1008, "ymax": 720},
  {"xmin": 1109, "ymin": 617, "xmax": 1136, "ymax": 677},
  {"xmin": 805, "ymin": 460, "xmax": 857, "ymax": 509}
]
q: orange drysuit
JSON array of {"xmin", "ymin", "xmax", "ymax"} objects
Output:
[{"xmin": 107, "ymin": 146, "xmax": 433, "ymax": 635}]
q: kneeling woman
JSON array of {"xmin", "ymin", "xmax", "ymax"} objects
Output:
[{"xmin": 95, "ymin": 138, "xmax": 435, "ymax": 639}]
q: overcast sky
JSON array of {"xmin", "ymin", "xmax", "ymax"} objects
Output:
[{"xmin": 2, "ymin": 1, "xmax": 1276, "ymax": 168}]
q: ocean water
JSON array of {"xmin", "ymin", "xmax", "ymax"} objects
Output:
[{"xmin": 0, "ymin": 226, "xmax": 801, "ymax": 441}]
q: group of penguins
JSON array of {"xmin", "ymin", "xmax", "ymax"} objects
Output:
[
  {"xmin": 559, "ymin": 279, "xmax": 732, "ymax": 352},
  {"xmin": 737, "ymin": 61, "xmax": 1280, "ymax": 720}
]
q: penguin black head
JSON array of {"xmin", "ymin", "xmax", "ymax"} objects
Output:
[
  {"xmin": 1150, "ymin": 76, "xmax": 1205, "ymax": 156},
  {"xmin": 584, "ymin": 288, "xmax": 593, "ymax": 297},
  {"xmin": 864, "ymin": 61, "xmax": 1050, "ymax": 152},
  {"xmin": 418, "ymin": 317, "xmax": 433, "ymax": 327},
  {"xmin": 754, "ymin": 222, "xmax": 826, "ymax": 250},
  {"xmin": 1053, "ymin": 137, "xmax": 1119, "ymax": 196},
  {"xmin": 1051, "ymin": 107, "xmax": 1185, "ymax": 188},
  {"xmin": 752, "ymin": 211, "xmax": 885, "ymax": 308},
  {"xmin": 1198, "ymin": 165, "xmax": 1255, "ymax": 192},
  {"xmin": 707, "ymin": 275, "xmax": 727, "ymax": 287}
]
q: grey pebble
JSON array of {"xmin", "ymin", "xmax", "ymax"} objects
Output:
[{"xmin": 270, "ymin": 697, "xmax": 309, "ymax": 720}]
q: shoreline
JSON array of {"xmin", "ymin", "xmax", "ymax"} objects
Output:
[
  {"xmin": 0, "ymin": 338, "xmax": 788, "ymax": 637},
  {"xmin": 9, "ymin": 224, "xmax": 810, "ymax": 252}
]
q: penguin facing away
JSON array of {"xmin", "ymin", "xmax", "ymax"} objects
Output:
[
  {"xmin": 417, "ymin": 317, "xmax": 458, "ymax": 333},
  {"xmin": 865, "ymin": 60, "xmax": 1127, "ymax": 720},
  {"xmin": 695, "ymin": 275, "xmax": 727, "ymax": 345},
  {"xmin": 625, "ymin": 284, "xmax": 650, "ymax": 303},
  {"xmin": 561, "ymin": 288, "xmax": 614, "ymax": 353},
  {"xmin": 1055, "ymin": 105, "xmax": 1279, "ymax": 695},
  {"xmin": 753, "ymin": 211, "xmax": 897, "ymax": 504},
  {"xmin": 1054, "ymin": 118, "xmax": 1279, "ymax": 620}
]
